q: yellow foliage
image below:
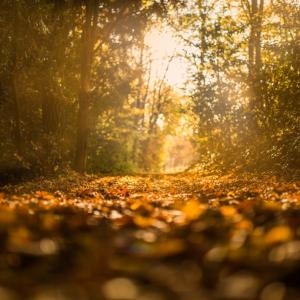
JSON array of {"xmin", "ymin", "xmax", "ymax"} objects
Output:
[
  {"xmin": 265, "ymin": 226, "xmax": 293, "ymax": 245},
  {"xmin": 220, "ymin": 206, "xmax": 238, "ymax": 218},
  {"xmin": 182, "ymin": 199, "xmax": 207, "ymax": 221}
]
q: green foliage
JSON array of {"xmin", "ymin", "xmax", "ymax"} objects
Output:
[
  {"xmin": 0, "ymin": 0, "xmax": 185, "ymax": 175},
  {"xmin": 182, "ymin": 0, "xmax": 300, "ymax": 171},
  {"xmin": 0, "ymin": 0, "xmax": 298, "ymax": 177},
  {"xmin": 89, "ymin": 139, "xmax": 137, "ymax": 173}
]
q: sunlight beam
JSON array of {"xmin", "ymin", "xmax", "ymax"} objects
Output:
[{"xmin": 144, "ymin": 26, "xmax": 188, "ymax": 89}]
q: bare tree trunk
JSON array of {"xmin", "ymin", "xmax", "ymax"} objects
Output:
[
  {"xmin": 74, "ymin": 0, "xmax": 98, "ymax": 172},
  {"xmin": 11, "ymin": 74, "xmax": 22, "ymax": 155},
  {"xmin": 11, "ymin": 5, "xmax": 22, "ymax": 156},
  {"xmin": 199, "ymin": 0, "xmax": 207, "ymax": 68},
  {"xmin": 248, "ymin": 0, "xmax": 264, "ymax": 109},
  {"xmin": 255, "ymin": 0, "xmax": 264, "ymax": 72},
  {"xmin": 132, "ymin": 43, "xmax": 145, "ymax": 162},
  {"xmin": 254, "ymin": 0, "xmax": 264, "ymax": 110},
  {"xmin": 248, "ymin": 0, "xmax": 257, "ymax": 83},
  {"xmin": 247, "ymin": 0, "xmax": 264, "ymax": 141}
]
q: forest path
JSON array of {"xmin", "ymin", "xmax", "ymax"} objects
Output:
[{"xmin": 0, "ymin": 173, "xmax": 300, "ymax": 300}]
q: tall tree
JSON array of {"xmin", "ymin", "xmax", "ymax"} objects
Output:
[
  {"xmin": 247, "ymin": 0, "xmax": 264, "ymax": 108},
  {"xmin": 10, "ymin": 2, "xmax": 22, "ymax": 156},
  {"xmin": 74, "ymin": 0, "xmax": 99, "ymax": 172}
]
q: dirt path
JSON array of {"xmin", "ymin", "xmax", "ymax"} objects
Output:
[{"xmin": 0, "ymin": 173, "xmax": 299, "ymax": 300}]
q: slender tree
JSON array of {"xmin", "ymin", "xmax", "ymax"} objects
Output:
[
  {"xmin": 74, "ymin": 0, "xmax": 99, "ymax": 172},
  {"xmin": 248, "ymin": 0, "xmax": 264, "ymax": 109},
  {"xmin": 10, "ymin": 2, "xmax": 22, "ymax": 156}
]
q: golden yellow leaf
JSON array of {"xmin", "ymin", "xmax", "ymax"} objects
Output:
[
  {"xmin": 227, "ymin": 191, "xmax": 235, "ymax": 197},
  {"xmin": 133, "ymin": 215, "xmax": 155, "ymax": 228},
  {"xmin": 220, "ymin": 206, "xmax": 237, "ymax": 218},
  {"xmin": 236, "ymin": 219, "xmax": 253, "ymax": 232},
  {"xmin": 130, "ymin": 201, "xmax": 143, "ymax": 211},
  {"xmin": 265, "ymin": 226, "xmax": 293, "ymax": 245},
  {"xmin": 130, "ymin": 201, "xmax": 153, "ymax": 213},
  {"xmin": 182, "ymin": 200, "xmax": 206, "ymax": 221}
]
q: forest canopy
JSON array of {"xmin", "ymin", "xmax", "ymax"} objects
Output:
[{"xmin": 0, "ymin": 0, "xmax": 299, "ymax": 178}]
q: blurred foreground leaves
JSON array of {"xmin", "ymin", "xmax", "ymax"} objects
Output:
[{"xmin": 0, "ymin": 173, "xmax": 299, "ymax": 299}]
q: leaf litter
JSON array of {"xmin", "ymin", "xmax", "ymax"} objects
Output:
[{"xmin": 0, "ymin": 173, "xmax": 299, "ymax": 299}]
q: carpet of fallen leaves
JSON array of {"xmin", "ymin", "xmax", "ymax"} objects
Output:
[{"xmin": 0, "ymin": 172, "xmax": 300, "ymax": 300}]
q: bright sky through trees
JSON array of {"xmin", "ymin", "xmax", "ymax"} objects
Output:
[
  {"xmin": 0, "ymin": 0, "xmax": 298, "ymax": 174},
  {"xmin": 145, "ymin": 26, "xmax": 189, "ymax": 89}
]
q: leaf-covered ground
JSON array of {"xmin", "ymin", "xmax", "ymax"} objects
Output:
[{"xmin": 0, "ymin": 172, "xmax": 300, "ymax": 300}]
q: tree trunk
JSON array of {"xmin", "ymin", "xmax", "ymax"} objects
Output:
[
  {"xmin": 132, "ymin": 42, "xmax": 145, "ymax": 162},
  {"xmin": 248, "ymin": 0, "xmax": 264, "ymax": 109},
  {"xmin": 11, "ymin": 74, "xmax": 22, "ymax": 155},
  {"xmin": 254, "ymin": 0, "xmax": 264, "ymax": 110},
  {"xmin": 11, "ymin": 5, "xmax": 22, "ymax": 156},
  {"xmin": 247, "ymin": 0, "xmax": 264, "ymax": 139},
  {"xmin": 74, "ymin": 0, "xmax": 98, "ymax": 172},
  {"xmin": 199, "ymin": 0, "xmax": 207, "ymax": 68},
  {"xmin": 248, "ymin": 0, "xmax": 257, "ymax": 83},
  {"xmin": 255, "ymin": 0, "xmax": 264, "ymax": 73}
]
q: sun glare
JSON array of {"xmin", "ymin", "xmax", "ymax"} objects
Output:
[{"xmin": 145, "ymin": 27, "xmax": 188, "ymax": 89}]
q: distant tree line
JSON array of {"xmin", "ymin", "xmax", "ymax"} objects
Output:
[
  {"xmin": 0, "ymin": 0, "xmax": 299, "ymax": 180},
  {"xmin": 0, "ymin": 0, "xmax": 183, "ymax": 177},
  {"xmin": 176, "ymin": 0, "xmax": 300, "ymax": 171}
]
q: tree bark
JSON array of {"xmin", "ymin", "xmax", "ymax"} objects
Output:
[
  {"xmin": 248, "ymin": 0, "xmax": 264, "ymax": 109},
  {"xmin": 254, "ymin": 0, "xmax": 264, "ymax": 109},
  {"xmin": 255, "ymin": 0, "xmax": 264, "ymax": 73},
  {"xmin": 11, "ymin": 74, "xmax": 22, "ymax": 155},
  {"xmin": 248, "ymin": 0, "xmax": 257, "ymax": 82},
  {"xmin": 74, "ymin": 0, "xmax": 98, "ymax": 172},
  {"xmin": 199, "ymin": 0, "xmax": 207, "ymax": 67},
  {"xmin": 11, "ymin": 5, "xmax": 22, "ymax": 156},
  {"xmin": 132, "ymin": 43, "xmax": 145, "ymax": 162}
]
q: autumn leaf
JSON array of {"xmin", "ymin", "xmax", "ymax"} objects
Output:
[
  {"xmin": 265, "ymin": 226, "xmax": 293, "ymax": 245},
  {"xmin": 182, "ymin": 199, "xmax": 207, "ymax": 221}
]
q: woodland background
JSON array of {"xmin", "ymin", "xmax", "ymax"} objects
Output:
[{"xmin": 0, "ymin": 0, "xmax": 299, "ymax": 180}]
